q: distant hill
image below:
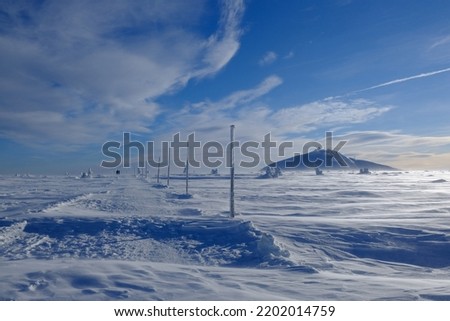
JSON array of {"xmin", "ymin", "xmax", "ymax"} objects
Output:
[{"xmin": 268, "ymin": 149, "xmax": 397, "ymax": 171}]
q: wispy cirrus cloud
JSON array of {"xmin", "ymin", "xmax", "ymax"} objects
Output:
[
  {"xmin": 193, "ymin": 0, "xmax": 245, "ymax": 79},
  {"xmin": 161, "ymin": 75, "xmax": 391, "ymax": 145},
  {"xmin": 258, "ymin": 51, "xmax": 278, "ymax": 66},
  {"xmin": 272, "ymin": 98, "xmax": 391, "ymax": 136},
  {"xmin": 335, "ymin": 131, "xmax": 450, "ymax": 169},
  {"xmin": 430, "ymin": 35, "xmax": 450, "ymax": 50},
  {"xmin": 340, "ymin": 131, "xmax": 450, "ymax": 150},
  {"xmin": 159, "ymin": 76, "xmax": 284, "ymax": 143},
  {"xmin": 188, "ymin": 75, "xmax": 283, "ymax": 112},
  {"xmin": 0, "ymin": 0, "xmax": 245, "ymax": 148}
]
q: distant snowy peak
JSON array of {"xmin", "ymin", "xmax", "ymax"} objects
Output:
[{"xmin": 269, "ymin": 149, "xmax": 396, "ymax": 171}]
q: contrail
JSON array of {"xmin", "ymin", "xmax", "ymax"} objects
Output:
[{"xmin": 356, "ymin": 67, "xmax": 450, "ymax": 93}]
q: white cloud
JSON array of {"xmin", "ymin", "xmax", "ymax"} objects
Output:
[
  {"xmin": 156, "ymin": 76, "xmax": 284, "ymax": 148},
  {"xmin": 195, "ymin": 0, "xmax": 245, "ymax": 77},
  {"xmin": 259, "ymin": 51, "xmax": 278, "ymax": 66},
  {"xmin": 430, "ymin": 35, "xmax": 450, "ymax": 50},
  {"xmin": 335, "ymin": 131, "xmax": 450, "ymax": 169},
  {"xmin": 339, "ymin": 131, "xmax": 450, "ymax": 152},
  {"xmin": 0, "ymin": 0, "xmax": 245, "ymax": 148},
  {"xmin": 189, "ymin": 75, "xmax": 283, "ymax": 111},
  {"xmin": 272, "ymin": 98, "xmax": 391, "ymax": 135},
  {"xmin": 392, "ymin": 152, "xmax": 450, "ymax": 170},
  {"xmin": 157, "ymin": 80, "xmax": 391, "ymax": 150}
]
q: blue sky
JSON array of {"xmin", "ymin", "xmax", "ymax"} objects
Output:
[{"xmin": 1, "ymin": 0, "xmax": 450, "ymax": 174}]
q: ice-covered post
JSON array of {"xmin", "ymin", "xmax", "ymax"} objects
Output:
[
  {"xmin": 229, "ymin": 125, "xmax": 235, "ymax": 218},
  {"xmin": 167, "ymin": 149, "xmax": 171, "ymax": 186},
  {"xmin": 145, "ymin": 160, "xmax": 148, "ymax": 179},
  {"xmin": 185, "ymin": 142, "xmax": 189, "ymax": 195},
  {"xmin": 157, "ymin": 156, "xmax": 161, "ymax": 184}
]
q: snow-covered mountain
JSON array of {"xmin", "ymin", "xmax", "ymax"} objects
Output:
[{"xmin": 269, "ymin": 148, "xmax": 396, "ymax": 171}]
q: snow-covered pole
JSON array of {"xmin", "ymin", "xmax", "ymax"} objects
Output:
[
  {"xmin": 230, "ymin": 125, "xmax": 235, "ymax": 218},
  {"xmin": 157, "ymin": 156, "xmax": 161, "ymax": 184},
  {"xmin": 167, "ymin": 149, "xmax": 171, "ymax": 187},
  {"xmin": 185, "ymin": 142, "xmax": 189, "ymax": 195}
]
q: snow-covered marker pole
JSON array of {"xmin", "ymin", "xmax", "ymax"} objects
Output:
[
  {"xmin": 157, "ymin": 156, "xmax": 161, "ymax": 184},
  {"xmin": 185, "ymin": 142, "xmax": 189, "ymax": 195},
  {"xmin": 230, "ymin": 124, "xmax": 235, "ymax": 218},
  {"xmin": 145, "ymin": 159, "xmax": 148, "ymax": 179},
  {"xmin": 167, "ymin": 149, "xmax": 171, "ymax": 186}
]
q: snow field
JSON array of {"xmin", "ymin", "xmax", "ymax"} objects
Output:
[{"xmin": 1, "ymin": 171, "xmax": 450, "ymax": 300}]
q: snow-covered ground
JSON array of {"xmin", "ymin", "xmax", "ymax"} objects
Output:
[{"xmin": 1, "ymin": 171, "xmax": 450, "ymax": 300}]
